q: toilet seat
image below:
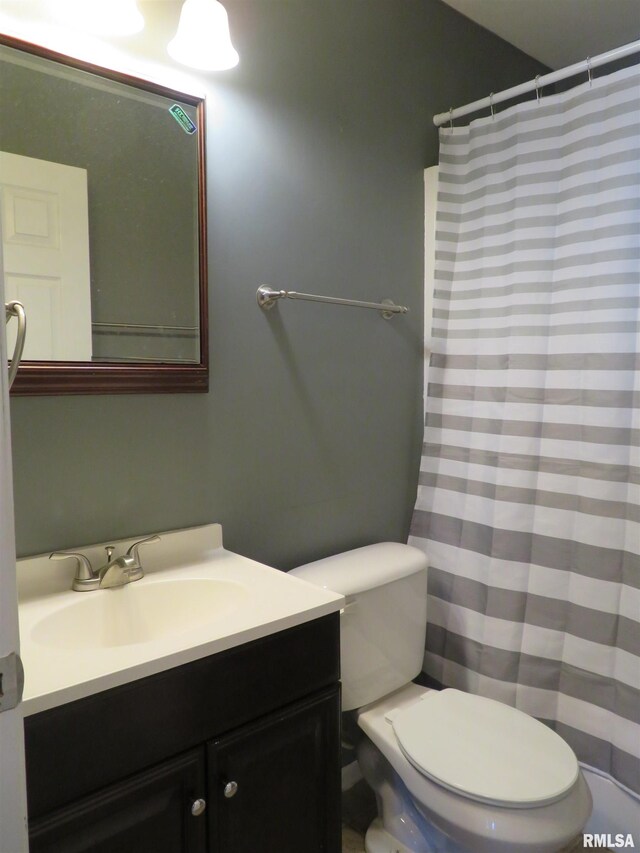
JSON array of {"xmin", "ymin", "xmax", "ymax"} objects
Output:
[{"xmin": 390, "ymin": 688, "xmax": 579, "ymax": 808}]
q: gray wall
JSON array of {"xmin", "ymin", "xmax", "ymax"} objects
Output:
[{"xmin": 9, "ymin": 0, "xmax": 543, "ymax": 569}]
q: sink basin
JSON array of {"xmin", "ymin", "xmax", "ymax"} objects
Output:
[
  {"xmin": 17, "ymin": 523, "xmax": 345, "ymax": 715},
  {"xmin": 31, "ymin": 578, "xmax": 249, "ymax": 649}
]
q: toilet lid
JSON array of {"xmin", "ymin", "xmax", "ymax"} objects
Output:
[{"xmin": 391, "ymin": 689, "xmax": 579, "ymax": 807}]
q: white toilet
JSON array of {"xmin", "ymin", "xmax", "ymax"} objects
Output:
[{"xmin": 291, "ymin": 542, "xmax": 592, "ymax": 853}]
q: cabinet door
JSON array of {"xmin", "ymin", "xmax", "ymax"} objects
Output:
[
  {"xmin": 208, "ymin": 687, "xmax": 341, "ymax": 853},
  {"xmin": 29, "ymin": 748, "xmax": 207, "ymax": 853}
]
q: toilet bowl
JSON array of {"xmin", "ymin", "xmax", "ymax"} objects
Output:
[
  {"xmin": 357, "ymin": 682, "xmax": 591, "ymax": 852},
  {"xmin": 291, "ymin": 542, "xmax": 592, "ymax": 853}
]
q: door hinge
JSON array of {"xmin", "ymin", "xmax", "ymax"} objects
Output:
[{"xmin": 0, "ymin": 652, "xmax": 24, "ymax": 712}]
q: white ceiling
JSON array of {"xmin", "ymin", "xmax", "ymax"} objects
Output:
[
  {"xmin": 440, "ymin": 0, "xmax": 640, "ymax": 69},
  {"xmin": 1, "ymin": 1, "xmax": 639, "ymax": 74}
]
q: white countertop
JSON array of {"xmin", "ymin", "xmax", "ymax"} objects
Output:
[{"xmin": 17, "ymin": 524, "xmax": 344, "ymax": 716}]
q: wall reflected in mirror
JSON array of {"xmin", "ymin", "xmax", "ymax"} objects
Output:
[{"xmin": 0, "ymin": 36, "xmax": 208, "ymax": 394}]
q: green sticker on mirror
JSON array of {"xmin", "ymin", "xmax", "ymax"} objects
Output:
[{"xmin": 169, "ymin": 104, "xmax": 197, "ymax": 135}]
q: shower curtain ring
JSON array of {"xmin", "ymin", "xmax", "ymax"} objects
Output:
[
  {"xmin": 535, "ymin": 75, "xmax": 541, "ymax": 104},
  {"xmin": 448, "ymin": 107, "xmax": 453, "ymax": 129},
  {"xmin": 587, "ymin": 56, "xmax": 593, "ymax": 86},
  {"xmin": 489, "ymin": 93, "xmax": 495, "ymax": 119}
]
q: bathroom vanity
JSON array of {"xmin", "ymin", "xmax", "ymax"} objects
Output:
[{"xmin": 17, "ymin": 525, "xmax": 344, "ymax": 853}]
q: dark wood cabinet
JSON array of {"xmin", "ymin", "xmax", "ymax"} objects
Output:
[
  {"xmin": 24, "ymin": 615, "xmax": 341, "ymax": 853},
  {"xmin": 208, "ymin": 690, "xmax": 340, "ymax": 853},
  {"xmin": 29, "ymin": 749, "xmax": 207, "ymax": 853}
]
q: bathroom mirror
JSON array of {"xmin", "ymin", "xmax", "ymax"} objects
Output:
[{"xmin": 0, "ymin": 34, "xmax": 208, "ymax": 394}]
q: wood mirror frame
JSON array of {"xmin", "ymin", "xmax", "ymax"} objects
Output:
[{"xmin": 1, "ymin": 34, "xmax": 208, "ymax": 396}]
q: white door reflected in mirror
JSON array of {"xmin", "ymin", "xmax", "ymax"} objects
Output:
[{"xmin": 0, "ymin": 151, "xmax": 92, "ymax": 361}]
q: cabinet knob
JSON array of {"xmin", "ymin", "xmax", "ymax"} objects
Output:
[
  {"xmin": 191, "ymin": 798, "xmax": 207, "ymax": 817},
  {"xmin": 223, "ymin": 780, "xmax": 238, "ymax": 798}
]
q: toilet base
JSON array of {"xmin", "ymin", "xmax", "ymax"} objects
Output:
[
  {"xmin": 364, "ymin": 816, "xmax": 465, "ymax": 853},
  {"xmin": 364, "ymin": 817, "xmax": 418, "ymax": 853},
  {"xmin": 358, "ymin": 737, "xmax": 464, "ymax": 852}
]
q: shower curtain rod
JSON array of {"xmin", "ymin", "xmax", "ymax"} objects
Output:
[{"xmin": 433, "ymin": 38, "xmax": 640, "ymax": 127}]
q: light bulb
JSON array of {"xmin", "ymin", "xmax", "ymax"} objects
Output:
[{"xmin": 168, "ymin": 0, "xmax": 239, "ymax": 71}]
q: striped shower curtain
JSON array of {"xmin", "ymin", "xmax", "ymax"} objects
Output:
[{"xmin": 409, "ymin": 63, "xmax": 639, "ymax": 795}]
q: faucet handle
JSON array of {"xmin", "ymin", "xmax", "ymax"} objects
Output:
[
  {"xmin": 126, "ymin": 534, "xmax": 160, "ymax": 566},
  {"xmin": 49, "ymin": 551, "xmax": 98, "ymax": 591}
]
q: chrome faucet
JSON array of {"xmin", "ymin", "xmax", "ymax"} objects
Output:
[
  {"xmin": 50, "ymin": 534, "xmax": 161, "ymax": 591},
  {"xmin": 97, "ymin": 550, "xmax": 137, "ymax": 589},
  {"xmin": 98, "ymin": 535, "xmax": 160, "ymax": 588}
]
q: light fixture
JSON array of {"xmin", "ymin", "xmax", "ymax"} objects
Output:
[
  {"xmin": 47, "ymin": 0, "xmax": 145, "ymax": 36},
  {"xmin": 168, "ymin": 0, "xmax": 239, "ymax": 71}
]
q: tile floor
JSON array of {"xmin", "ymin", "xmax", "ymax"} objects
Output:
[{"xmin": 341, "ymin": 824, "xmax": 366, "ymax": 852}]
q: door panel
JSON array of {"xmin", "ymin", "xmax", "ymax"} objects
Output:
[
  {"xmin": 0, "ymin": 238, "xmax": 29, "ymax": 852},
  {"xmin": 208, "ymin": 688, "xmax": 341, "ymax": 853},
  {"xmin": 29, "ymin": 749, "xmax": 207, "ymax": 853},
  {"xmin": 0, "ymin": 151, "xmax": 92, "ymax": 360}
]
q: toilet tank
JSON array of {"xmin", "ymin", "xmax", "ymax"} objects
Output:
[{"xmin": 291, "ymin": 543, "xmax": 428, "ymax": 711}]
